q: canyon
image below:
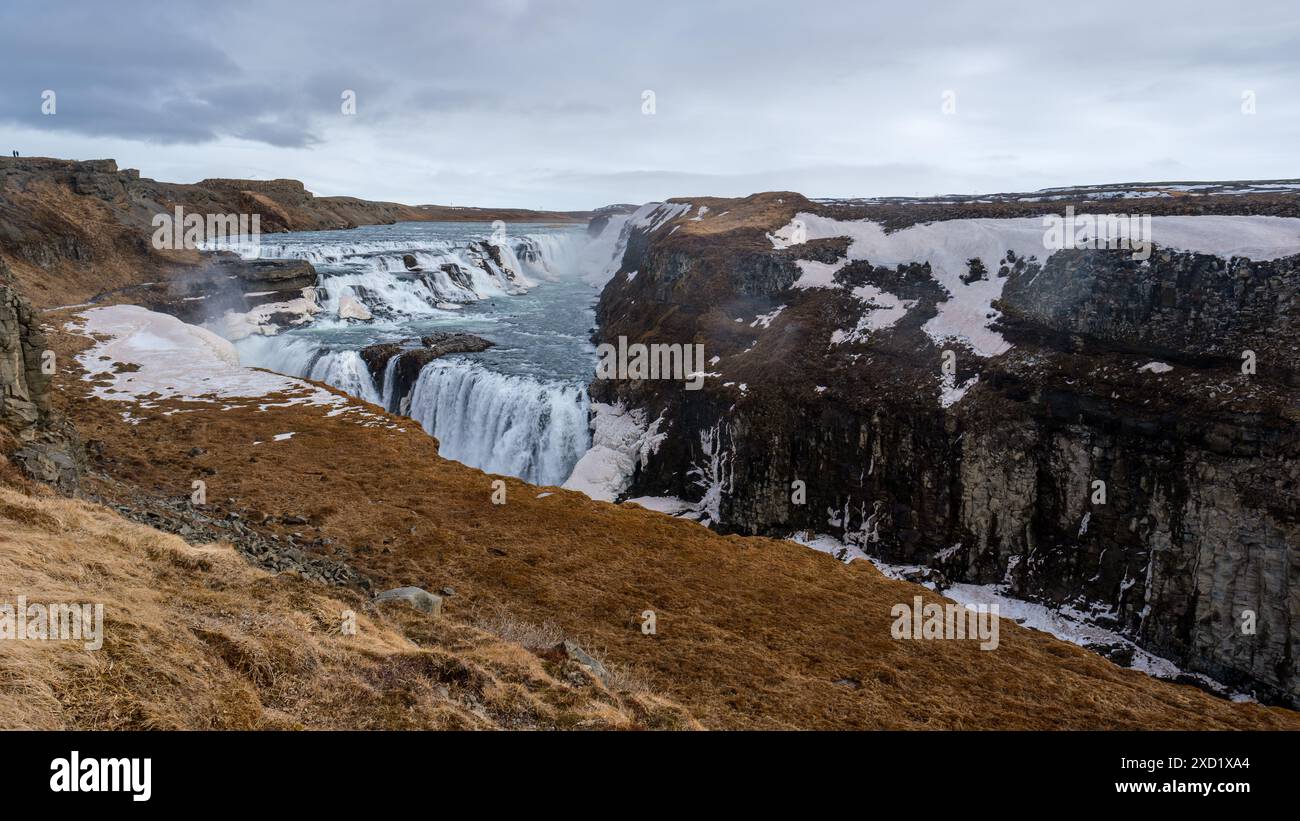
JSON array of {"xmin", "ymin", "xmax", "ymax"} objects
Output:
[{"xmin": 1, "ymin": 156, "xmax": 1296, "ymax": 727}]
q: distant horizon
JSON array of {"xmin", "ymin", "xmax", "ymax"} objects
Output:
[{"xmin": 8, "ymin": 152, "xmax": 1299, "ymax": 214}]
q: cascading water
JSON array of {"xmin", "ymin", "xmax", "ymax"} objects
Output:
[
  {"xmin": 230, "ymin": 220, "xmax": 616, "ymax": 485},
  {"xmin": 217, "ymin": 224, "xmax": 583, "ymax": 320},
  {"xmin": 404, "ymin": 360, "xmax": 590, "ymax": 486}
]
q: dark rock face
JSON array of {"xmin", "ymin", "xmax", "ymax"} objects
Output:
[
  {"xmin": 438, "ymin": 263, "xmax": 475, "ymax": 292},
  {"xmin": 210, "ymin": 256, "xmax": 318, "ymax": 294},
  {"xmin": 998, "ymin": 248, "xmax": 1299, "ymax": 383},
  {"xmin": 0, "ymin": 259, "xmax": 82, "ymax": 489},
  {"xmin": 589, "ymin": 195, "xmax": 1300, "ymax": 706},
  {"xmin": 358, "ymin": 332, "xmax": 494, "ymax": 411},
  {"xmin": 465, "ymin": 239, "xmax": 526, "ymax": 290}
]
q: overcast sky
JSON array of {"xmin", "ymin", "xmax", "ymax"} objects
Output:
[{"xmin": 1, "ymin": 0, "xmax": 1296, "ymax": 209}]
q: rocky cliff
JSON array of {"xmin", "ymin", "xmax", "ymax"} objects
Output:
[
  {"xmin": 0, "ymin": 257, "xmax": 80, "ymax": 488},
  {"xmin": 589, "ymin": 185, "xmax": 1300, "ymax": 706}
]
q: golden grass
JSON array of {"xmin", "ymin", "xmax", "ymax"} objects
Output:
[{"xmin": 0, "ymin": 483, "xmax": 697, "ymax": 730}]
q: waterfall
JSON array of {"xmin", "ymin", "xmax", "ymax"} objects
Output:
[
  {"xmin": 234, "ymin": 335, "xmax": 381, "ymax": 404},
  {"xmin": 234, "ymin": 336, "xmax": 591, "ymax": 485},
  {"xmin": 404, "ymin": 359, "xmax": 590, "ymax": 486},
  {"xmin": 225, "ymin": 222, "xmax": 608, "ymax": 486},
  {"xmin": 226, "ymin": 233, "xmax": 587, "ymax": 319}
]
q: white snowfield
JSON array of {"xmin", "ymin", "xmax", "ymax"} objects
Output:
[
  {"xmin": 72, "ymin": 305, "xmax": 350, "ymax": 411},
  {"xmin": 770, "ymin": 213, "xmax": 1300, "ymax": 360}
]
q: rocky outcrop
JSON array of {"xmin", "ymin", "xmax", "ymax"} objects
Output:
[
  {"xmin": 374, "ymin": 586, "xmax": 443, "ymax": 616},
  {"xmin": 93, "ymin": 254, "xmax": 326, "ymax": 341},
  {"xmin": 588, "ymin": 188, "xmax": 1300, "ymax": 706},
  {"xmin": 0, "ymin": 258, "xmax": 81, "ymax": 488},
  {"xmin": 359, "ymin": 332, "xmax": 495, "ymax": 410}
]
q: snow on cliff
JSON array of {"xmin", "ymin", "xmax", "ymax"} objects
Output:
[{"xmin": 771, "ymin": 213, "xmax": 1300, "ymax": 358}]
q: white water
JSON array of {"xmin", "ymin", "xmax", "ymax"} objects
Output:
[
  {"xmin": 231, "ymin": 221, "xmax": 625, "ymax": 485},
  {"xmin": 217, "ymin": 231, "xmax": 582, "ymax": 319},
  {"xmin": 405, "ymin": 359, "xmax": 590, "ymax": 486}
]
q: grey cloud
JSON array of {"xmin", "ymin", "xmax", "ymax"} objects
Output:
[{"xmin": 0, "ymin": 0, "xmax": 1296, "ymax": 208}]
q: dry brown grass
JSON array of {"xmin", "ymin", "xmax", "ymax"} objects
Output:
[
  {"xmin": 0, "ymin": 482, "xmax": 697, "ymax": 730},
  {"xmin": 468, "ymin": 604, "xmax": 566, "ymax": 651}
]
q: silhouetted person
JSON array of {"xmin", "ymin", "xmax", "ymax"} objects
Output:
[{"xmin": 10, "ymin": 151, "xmax": 16, "ymax": 157}]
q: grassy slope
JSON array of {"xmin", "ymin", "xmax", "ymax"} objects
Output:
[{"xmin": 0, "ymin": 470, "xmax": 697, "ymax": 730}]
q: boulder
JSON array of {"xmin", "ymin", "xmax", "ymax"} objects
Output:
[
  {"xmin": 374, "ymin": 586, "xmax": 443, "ymax": 616},
  {"xmin": 556, "ymin": 640, "xmax": 609, "ymax": 686},
  {"xmin": 337, "ymin": 295, "xmax": 373, "ymax": 321}
]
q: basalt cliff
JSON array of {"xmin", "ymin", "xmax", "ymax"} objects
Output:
[{"xmin": 588, "ymin": 182, "xmax": 1300, "ymax": 706}]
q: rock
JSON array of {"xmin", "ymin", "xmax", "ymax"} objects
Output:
[
  {"xmin": 402, "ymin": 254, "xmax": 420, "ymax": 271},
  {"xmin": 440, "ymin": 586, "xmax": 455, "ymax": 596},
  {"xmin": 898, "ymin": 566, "xmax": 950, "ymax": 590},
  {"xmin": 11, "ymin": 440, "xmax": 79, "ymax": 489},
  {"xmin": 212, "ymin": 256, "xmax": 318, "ymax": 293},
  {"xmin": 357, "ymin": 332, "xmax": 494, "ymax": 402},
  {"xmin": 1086, "ymin": 642, "xmax": 1136, "ymax": 668},
  {"xmin": 0, "ymin": 274, "xmax": 82, "ymax": 489},
  {"xmin": 556, "ymin": 640, "xmax": 608, "ymax": 686},
  {"xmin": 337, "ymin": 295, "xmax": 373, "ymax": 321},
  {"xmin": 374, "ymin": 586, "xmax": 443, "ymax": 616}
]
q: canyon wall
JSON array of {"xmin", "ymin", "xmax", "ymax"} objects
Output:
[{"xmin": 589, "ymin": 191, "xmax": 1300, "ymax": 705}]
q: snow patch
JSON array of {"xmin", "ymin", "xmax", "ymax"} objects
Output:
[
  {"xmin": 831, "ymin": 285, "xmax": 916, "ymax": 344},
  {"xmin": 71, "ymin": 305, "xmax": 346, "ymax": 410}
]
